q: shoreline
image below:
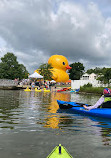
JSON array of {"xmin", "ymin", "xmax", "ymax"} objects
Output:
[{"xmin": 20, "ymin": 85, "xmax": 62, "ymax": 92}]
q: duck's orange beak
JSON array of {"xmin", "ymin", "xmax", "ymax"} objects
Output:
[{"xmin": 66, "ymin": 65, "xmax": 72, "ymax": 69}]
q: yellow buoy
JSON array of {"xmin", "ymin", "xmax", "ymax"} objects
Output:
[
  {"xmin": 24, "ymin": 87, "xmax": 31, "ymax": 91},
  {"xmin": 44, "ymin": 88, "xmax": 50, "ymax": 92},
  {"xmin": 35, "ymin": 88, "xmax": 42, "ymax": 92}
]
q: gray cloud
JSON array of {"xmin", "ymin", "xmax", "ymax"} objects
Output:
[{"xmin": 0, "ymin": 0, "xmax": 111, "ymax": 73}]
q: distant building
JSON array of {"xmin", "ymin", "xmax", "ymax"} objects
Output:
[
  {"xmin": 71, "ymin": 73, "xmax": 106, "ymax": 89},
  {"xmin": 80, "ymin": 73, "xmax": 97, "ymax": 80}
]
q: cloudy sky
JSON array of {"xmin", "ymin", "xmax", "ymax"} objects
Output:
[{"xmin": 0, "ymin": 0, "xmax": 111, "ymax": 73}]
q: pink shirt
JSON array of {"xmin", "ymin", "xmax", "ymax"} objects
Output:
[{"xmin": 85, "ymin": 95, "xmax": 104, "ymax": 110}]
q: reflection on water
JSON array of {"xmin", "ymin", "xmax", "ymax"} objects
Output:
[
  {"xmin": 87, "ymin": 116, "xmax": 111, "ymax": 146},
  {"xmin": 0, "ymin": 90, "xmax": 20, "ymax": 129},
  {"xmin": 44, "ymin": 92, "xmax": 71, "ymax": 129},
  {"xmin": 0, "ymin": 89, "xmax": 111, "ymax": 149}
]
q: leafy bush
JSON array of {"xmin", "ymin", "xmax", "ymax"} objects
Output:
[
  {"xmin": 80, "ymin": 86, "xmax": 105, "ymax": 94},
  {"xmin": 82, "ymin": 83, "xmax": 92, "ymax": 88}
]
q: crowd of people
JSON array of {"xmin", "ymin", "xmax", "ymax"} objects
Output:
[{"xmin": 16, "ymin": 78, "xmax": 56, "ymax": 91}]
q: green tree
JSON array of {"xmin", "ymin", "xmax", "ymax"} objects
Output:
[
  {"xmin": 68, "ymin": 62, "xmax": 85, "ymax": 80},
  {"xmin": 38, "ymin": 63, "xmax": 53, "ymax": 80},
  {"xmin": 97, "ymin": 68, "xmax": 111, "ymax": 85},
  {"xmin": 86, "ymin": 67, "xmax": 106, "ymax": 74},
  {"xmin": 0, "ymin": 52, "xmax": 29, "ymax": 80}
]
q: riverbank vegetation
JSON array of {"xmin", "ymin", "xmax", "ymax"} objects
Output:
[{"xmin": 79, "ymin": 83, "xmax": 109, "ymax": 94}]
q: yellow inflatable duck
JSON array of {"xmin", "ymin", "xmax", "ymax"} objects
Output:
[
  {"xmin": 24, "ymin": 87, "xmax": 31, "ymax": 91},
  {"xmin": 48, "ymin": 55, "xmax": 72, "ymax": 82},
  {"xmin": 35, "ymin": 88, "xmax": 42, "ymax": 92}
]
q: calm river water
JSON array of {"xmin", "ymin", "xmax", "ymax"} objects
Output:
[{"xmin": 0, "ymin": 90, "xmax": 111, "ymax": 158}]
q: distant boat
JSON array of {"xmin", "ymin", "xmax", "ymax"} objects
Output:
[
  {"xmin": 70, "ymin": 88, "xmax": 80, "ymax": 93},
  {"xmin": 57, "ymin": 87, "xmax": 71, "ymax": 92}
]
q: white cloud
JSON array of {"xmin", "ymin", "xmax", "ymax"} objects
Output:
[{"xmin": 0, "ymin": 0, "xmax": 111, "ymax": 73}]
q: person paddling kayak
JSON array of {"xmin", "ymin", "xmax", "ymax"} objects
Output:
[{"xmin": 83, "ymin": 88, "xmax": 111, "ymax": 110}]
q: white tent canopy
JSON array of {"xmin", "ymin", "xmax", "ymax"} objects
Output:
[
  {"xmin": 29, "ymin": 72, "xmax": 43, "ymax": 78},
  {"xmin": 50, "ymin": 80, "xmax": 56, "ymax": 83}
]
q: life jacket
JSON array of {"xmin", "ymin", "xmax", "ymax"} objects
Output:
[
  {"xmin": 100, "ymin": 94, "xmax": 111, "ymax": 108},
  {"xmin": 104, "ymin": 95, "xmax": 111, "ymax": 102}
]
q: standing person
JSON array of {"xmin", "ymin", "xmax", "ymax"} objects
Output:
[
  {"xmin": 44, "ymin": 80, "xmax": 47, "ymax": 88},
  {"xmin": 38, "ymin": 81, "xmax": 41, "ymax": 89},
  {"xmin": 47, "ymin": 81, "xmax": 49, "ymax": 89},
  {"xmin": 54, "ymin": 83, "xmax": 57, "ymax": 92},
  {"xmin": 83, "ymin": 88, "xmax": 111, "ymax": 110},
  {"xmin": 31, "ymin": 81, "xmax": 35, "ymax": 90},
  {"xmin": 49, "ymin": 82, "xmax": 52, "ymax": 91}
]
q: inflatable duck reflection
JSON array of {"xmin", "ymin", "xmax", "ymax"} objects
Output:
[{"xmin": 48, "ymin": 55, "xmax": 71, "ymax": 82}]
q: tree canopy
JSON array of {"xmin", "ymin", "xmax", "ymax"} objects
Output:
[
  {"xmin": 68, "ymin": 62, "xmax": 85, "ymax": 80},
  {"xmin": 38, "ymin": 63, "xmax": 53, "ymax": 80},
  {"xmin": 0, "ymin": 52, "xmax": 29, "ymax": 80},
  {"xmin": 97, "ymin": 68, "xmax": 111, "ymax": 85},
  {"xmin": 86, "ymin": 67, "xmax": 111, "ymax": 85},
  {"xmin": 86, "ymin": 67, "xmax": 106, "ymax": 74}
]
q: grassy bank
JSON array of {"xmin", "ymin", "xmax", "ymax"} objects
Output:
[{"xmin": 79, "ymin": 86, "xmax": 110, "ymax": 94}]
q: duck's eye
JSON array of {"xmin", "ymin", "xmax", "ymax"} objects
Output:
[{"xmin": 63, "ymin": 62, "xmax": 65, "ymax": 65}]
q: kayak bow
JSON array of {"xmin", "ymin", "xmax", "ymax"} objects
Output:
[{"xmin": 47, "ymin": 144, "xmax": 73, "ymax": 158}]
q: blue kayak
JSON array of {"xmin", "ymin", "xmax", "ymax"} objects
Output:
[{"xmin": 57, "ymin": 100, "xmax": 111, "ymax": 119}]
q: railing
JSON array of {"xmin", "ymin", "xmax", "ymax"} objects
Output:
[
  {"xmin": 0, "ymin": 79, "xmax": 18, "ymax": 87},
  {"xmin": 71, "ymin": 80, "xmax": 109, "ymax": 89}
]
